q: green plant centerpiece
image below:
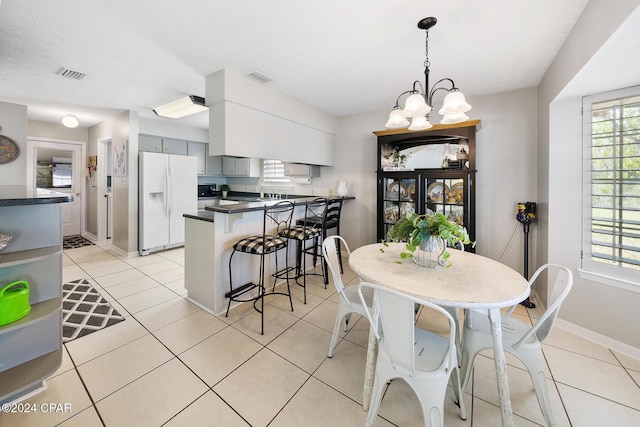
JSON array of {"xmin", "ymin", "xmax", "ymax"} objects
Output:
[
  {"xmin": 220, "ymin": 184, "xmax": 230, "ymax": 197},
  {"xmin": 383, "ymin": 212, "xmax": 475, "ymax": 267}
]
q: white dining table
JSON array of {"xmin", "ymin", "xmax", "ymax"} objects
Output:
[{"xmin": 349, "ymin": 242, "xmax": 529, "ymax": 427}]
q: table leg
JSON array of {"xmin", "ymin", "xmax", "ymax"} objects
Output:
[
  {"xmin": 362, "ymin": 325, "xmax": 377, "ymax": 411},
  {"xmin": 488, "ymin": 308, "xmax": 514, "ymax": 427}
]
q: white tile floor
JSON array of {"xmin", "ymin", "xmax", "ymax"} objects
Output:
[{"xmin": 2, "ymin": 244, "xmax": 640, "ymax": 426}]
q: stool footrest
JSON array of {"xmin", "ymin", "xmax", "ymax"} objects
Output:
[{"xmin": 226, "ymin": 282, "xmax": 259, "ymax": 300}]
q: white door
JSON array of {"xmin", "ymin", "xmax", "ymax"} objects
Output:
[{"xmin": 27, "ymin": 139, "xmax": 84, "ymax": 236}]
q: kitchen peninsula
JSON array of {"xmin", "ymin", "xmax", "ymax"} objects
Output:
[
  {"xmin": 183, "ymin": 195, "xmax": 352, "ymax": 316},
  {"xmin": 0, "ymin": 186, "xmax": 71, "ymax": 404}
]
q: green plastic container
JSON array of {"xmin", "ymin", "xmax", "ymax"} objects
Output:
[{"xmin": 0, "ymin": 281, "xmax": 31, "ymax": 326}]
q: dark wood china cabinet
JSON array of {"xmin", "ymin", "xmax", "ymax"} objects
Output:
[{"xmin": 374, "ymin": 120, "xmax": 480, "ymax": 252}]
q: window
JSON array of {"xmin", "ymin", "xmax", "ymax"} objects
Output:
[
  {"xmin": 582, "ymin": 86, "xmax": 640, "ymax": 287},
  {"xmin": 262, "ymin": 159, "xmax": 290, "ymax": 183}
]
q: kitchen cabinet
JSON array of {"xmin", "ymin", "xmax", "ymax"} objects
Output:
[
  {"xmin": 206, "ymin": 155, "xmax": 223, "ymax": 176},
  {"xmin": 222, "ymin": 156, "xmax": 260, "ymax": 177},
  {"xmin": 187, "ymin": 142, "xmax": 207, "ymax": 175},
  {"xmin": 374, "ymin": 120, "xmax": 479, "ymax": 251},
  {"xmin": 162, "ymin": 137, "xmax": 188, "ymax": 155},
  {"xmin": 139, "ymin": 134, "xmax": 188, "ymax": 156},
  {"xmin": 139, "ymin": 134, "xmax": 162, "ymax": 153},
  {"xmin": 283, "ymin": 162, "xmax": 320, "ymax": 177},
  {"xmin": 0, "ymin": 202, "xmax": 64, "ymax": 404}
]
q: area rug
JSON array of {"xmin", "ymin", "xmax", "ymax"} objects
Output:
[
  {"xmin": 62, "ymin": 278, "xmax": 125, "ymax": 343},
  {"xmin": 63, "ymin": 235, "xmax": 95, "ymax": 250}
]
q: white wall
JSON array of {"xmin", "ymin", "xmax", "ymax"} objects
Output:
[
  {"xmin": 88, "ymin": 111, "xmax": 138, "ymax": 254},
  {"xmin": 536, "ymin": 0, "xmax": 640, "ymax": 350},
  {"xmin": 139, "ymin": 117, "xmax": 208, "ymax": 143},
  {"xmin": 327, "ymin": 89, "xmax": 539, "ymax": 276},
  {"xmin": 28, "ymin": 120, "xmax": 89, "ymax": 143},
  {"xmin": 0, "ymin": 101, "xmax": 28, "ymax": 185}
]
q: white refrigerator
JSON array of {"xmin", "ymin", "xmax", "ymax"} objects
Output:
[{"xmin": 139, "ymin": 151, "xmax": 197, "ymax": 255}]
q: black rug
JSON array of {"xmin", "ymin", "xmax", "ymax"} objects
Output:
[
  {"xmin": 63, "ymin": 235, "xmax": 95, "ymax": 250},
  {"xmin": 62, "ymin": 279, "xmax": 125, "ymax": 343}
]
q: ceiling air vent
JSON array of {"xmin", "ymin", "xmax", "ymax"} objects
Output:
[
  {"xmin": 57, "ymin": 67, "xmax": 86, "ymax": 80},
  {"xmin": 247, "ymin": 71, "xmax": 272, "ymax": 84}
]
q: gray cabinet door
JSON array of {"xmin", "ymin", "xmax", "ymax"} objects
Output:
[
  {"xmin": 206, "ymin": 156, "xmax": 223, "ymax": 175},
  {"xmin": 222, "ymin": 156, "xmax": 236, "ymax": 175},
  {"xmin": 139, "ymin": 134, "xmax": 162, "ymax": 152},
  {"xmin": 187, "ymin": 142, "xmax": 206, "ymax": 175},
  {"xmin": 162, "ymin": 138, "xmax": 188, "ymax": 155}
]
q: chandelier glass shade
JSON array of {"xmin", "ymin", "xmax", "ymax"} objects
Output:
[{"xmin": 385, "ymin": 17, "xmax": 471, "ymax": 130}]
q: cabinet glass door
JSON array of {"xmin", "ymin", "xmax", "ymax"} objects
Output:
[
  {"xmin": 382, "ymin": 176, "xmax": 417, "ymax": 238},
  {"xmin": 424, "ymin": 177, "xmax": 465, "ymax": 227}
]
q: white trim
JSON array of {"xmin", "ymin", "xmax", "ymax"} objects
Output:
[
  {"xmin": 577, "ymin": 268, "xmax": 640, "ymax": 293},
  {"xmin": 555, "ymin": 317, "xmax": 640, "ymax": 361},
  {"xmin": 26, "ymin": 137, "xmax": 87, "ymax": 236}
]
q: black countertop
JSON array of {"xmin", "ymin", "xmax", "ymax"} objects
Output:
[
  {"xmin": 203, "ymin": 195, "xmax": 354, "ymax": 214},
  {"xmin": 0, "ymin": 186, "xmax": 73, "ymax": 206}
]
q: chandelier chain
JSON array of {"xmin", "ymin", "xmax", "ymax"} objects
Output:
[{"xmin": 424, "ymin": 30, "xmax": 430, "ymax": 70}]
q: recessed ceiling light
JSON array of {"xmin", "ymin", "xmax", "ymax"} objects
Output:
[{"xmin": 62, "ymin": 115, "xmax": 79, "ymax": 128}]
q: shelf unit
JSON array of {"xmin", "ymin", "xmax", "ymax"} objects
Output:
[
  {"xmin": 374, "ymin": 120, "xmax": 480, "ymax": 251},
  {"xmin": 0, "ymin": 203, "xmax": 63, "ymax": 404}
]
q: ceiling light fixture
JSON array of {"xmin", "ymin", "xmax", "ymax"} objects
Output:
[
  {"xmin": 385, "ymin": 17, "xmax": 471, "ymax": 131},
  {"xmin": 153, "ymin": 96, "xmax": 208, "ymax": 119},
  {"xmin": 62, "ymin": 115, "xmax": 79, "ymax": 128}
]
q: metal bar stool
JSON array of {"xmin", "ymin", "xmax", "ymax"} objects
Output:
[
  {"xmin": 279, "ymin": 197, "xmax": 328, "ymax": 304},
  {"xmin": 226, "ymin": 201, "xmax": 295, "ymax": 335},
  {"xmin": 295, "ymin": 197, "xmax": 344, "ymax": 279}
]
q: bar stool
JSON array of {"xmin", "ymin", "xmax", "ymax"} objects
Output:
[
  {"xmin": 226, "ymin": 201, "xmax": 295, "ymax": 335},
  {"xmin": 279, "ymin": 197, "xmax": 328, "ymax": 304},
  {"xmin": 295, "ymin": 197, "xmax": 344, "ymax": 278}
]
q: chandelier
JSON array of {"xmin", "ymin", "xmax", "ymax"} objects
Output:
[{"xmin": 385, "ymin": 17, "xmax": 471, "ymax": 131}]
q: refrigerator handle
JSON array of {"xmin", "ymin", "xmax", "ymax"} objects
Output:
[{"xmin": 166, "ymin": 160, "xmax": 172, "ymax": 219}]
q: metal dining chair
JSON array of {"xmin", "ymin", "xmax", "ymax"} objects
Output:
[
  {"xmin": 322, "ymin": 235, "xmax": 373, "ymax": 357},
  {"xmin": 459, "ymin": 263, "xmax": 573, "ymax": 427},
  {"xmin": 357, "ymin": 282, "xmax": 466, "ymax": 427}
]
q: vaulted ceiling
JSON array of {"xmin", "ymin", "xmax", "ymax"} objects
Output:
[{"xmin": 0, "ymin": 0, "xmax": 591, "ymax": 129}]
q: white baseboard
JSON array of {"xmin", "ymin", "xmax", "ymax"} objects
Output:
[{"xmin": 554, "ymin": 318, "xmax": 640, "ymax": 360}]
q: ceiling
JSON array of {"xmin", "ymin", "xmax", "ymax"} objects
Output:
[{"xmin": 0, "ymin": 0, "xmax": 592, "ymax": 130}]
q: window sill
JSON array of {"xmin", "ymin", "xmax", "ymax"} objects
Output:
[{"xmin": 578, "ymin": 269, "xmax": 640, "ymax": 294}]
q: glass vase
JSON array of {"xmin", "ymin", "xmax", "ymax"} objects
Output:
[{"xmin": 413, "ymin": 236, "xmax": 445, "ymax": 268}]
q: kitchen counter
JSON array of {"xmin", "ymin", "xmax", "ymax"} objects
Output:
[
  {"xmin": 183, "ymin": 195, "xmax": 354, "ymax": 315},
  {"xmin": 0, "ymin": 186, "xmax": 73, "ymax": 206},
  {"xmin": 203, "ymin": 195, "xmax": 354, "ymax": 214}
]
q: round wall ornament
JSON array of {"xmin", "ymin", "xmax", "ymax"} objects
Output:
[{"xmin": 0, "ymin": 133, "xmax": 20, "ymax": 165}]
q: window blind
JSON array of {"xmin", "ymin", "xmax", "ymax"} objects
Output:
[
  {"xmin": 262, "ymin": 159, "xmax": 290, "ymax": 183},
  {"xmin": 587, "ymin": 94, "xmax": 640, "ymax": 271}
]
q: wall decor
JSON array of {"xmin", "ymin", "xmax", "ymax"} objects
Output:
[
  {"xmin": 0, "ymin": 126, "xmax": 20, "ymax": 165},
  {"xmin": 113, "ymin": 139, "xmax": 127, "ymax": 176}
]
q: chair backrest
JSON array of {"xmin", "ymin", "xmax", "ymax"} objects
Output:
[
  {"xmin": 264, "ymin": 201, "xmax": 295, "ymax": 237},
  {"xmin": 512, "ymin": 263, "xmax": 573, "ymax": 349},
  {"xmin": 301, "ymin": 197, "xmax": 328, "ymax": 232},
  {"xmin": 325, "ymin": 198, "xmax": 344, "ymax": 228},
  {"xmin": 322, "ymin": 235, "xmax": 352, "ymax": 302},
  {"xmin": 357, "ymin": 282, "xmax": 458, "ymax": 377}
]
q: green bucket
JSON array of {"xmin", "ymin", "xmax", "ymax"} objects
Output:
[{"xmin": 0, "ymin": 281, "xmax": 31, "ymax": 326}]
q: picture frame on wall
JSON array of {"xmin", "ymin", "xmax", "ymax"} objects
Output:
[{"xmin": 113, "ymin": 139, "xmax": 127, "ymax": 176}]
